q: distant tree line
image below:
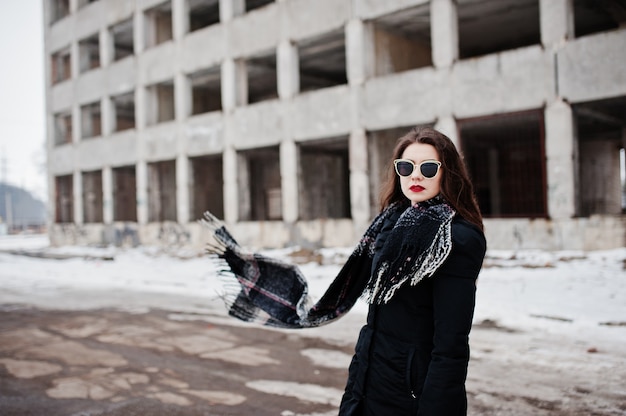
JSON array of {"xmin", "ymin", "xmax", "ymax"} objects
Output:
[{"xmin": 0, "ymin": 182, "xmax": 46, "ymax": 232}]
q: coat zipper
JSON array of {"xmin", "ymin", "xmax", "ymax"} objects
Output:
[{"xmin": 405, "ymin": 347, "xmax": 417, "ymax": 399}]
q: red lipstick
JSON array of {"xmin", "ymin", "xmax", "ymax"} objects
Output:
[{"xmin": 410, "ymin": 185, "xmax": 424, "ymax": 192}]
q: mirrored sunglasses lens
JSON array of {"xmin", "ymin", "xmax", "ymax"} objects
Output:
[
  {"xmin": 420, "ymin": 162, "xmax": 439, "ymax": 178},
  {"xmin": 396, "ymin": 161, "xmax": 414, "ymax": 176}
]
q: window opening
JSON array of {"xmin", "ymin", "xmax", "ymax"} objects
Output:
[
  {"xmin": 460, "ymin": 110, "xmax": 547, "ymax": 218},
  {"xmin": 189, "ymin": 0, "xmax": 220, "ymax": 32},
  {"xmin": 299, "ymin": 137, "xmax": 351, "ymax": 220},
  {"xmin": 113, "ymin": 166, "xmax": 137, "ymax": 221},
  {"xmin": 112, "ymin": 91, "xmax": 135, "ymax": 132},
  {"xmin": 51, "ymin": 47, "xmax": 71, "ymax": 84},
  {"xmin": 189, "ymin": 67, "xmax": 222, "ymax": 114},
  {"xmin": 50, "ymin": 0, "xmax": 70, "ymax": 24},
  {"xmin": 144, "ymin": 2, "xmax": 173, "ymax": 48},
  {"xmin": 369, "ymin": 4, "xmax": 432, "ymax": 76},
  {"xmin": 82, "ymin": 170, "xmax": 103, "ymax": 223},
  {"xmin": 53, "ymin": 111, "xmax": 73, "ymax": 146},
  {"xmin": 80, "ymin": 101, "xmax": 102, "ymax": 139},
  {"xmin": 458, "ymin": 0, "xmax": 540, "ymax": 59},
  {"xmin": 147, "ymin": 160, "xmax": 177, "ymax": 222},
  {"xmin": 146, "ymin": 80, "xmax": 175, "ymax": 125},
  {"xmin": 574, "ymin": 0, "xmax": 626, "ymax": 38},
  {"xmin": 55, "ymin": 174, "xmax": 73, "ymax": 223},
  {"xmin": 238, "ymin": 147, "xmax": 281, "ymax": 221},
  {"xmin": 247, "ymin": 53, "xmax": 278, "ymax": 104},
  {"xmin": 79, "ymin": 33, "xmax": 100, "ymax": 73},
  {"xmin": 190, "ymin": 155, "xmax": 223, "ymax": 220},
  {"xmin": 246, "ymin": 0, "xmax": 273, "ymax": 12},
  {"xmin": 110, "ymin": 18, "xmax": 134, "ymax": 61},
  {"xmin": 298, "ymin": 30, "xmax": 347, "ymax": 92},
  {"xmin": 573, "ymin": 96, "xmax": 626, "ymax": 216}
]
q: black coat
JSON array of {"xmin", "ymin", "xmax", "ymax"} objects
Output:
[{"xmin": 339, "ymin": 212, "xmax": 487, "ymax": 416}]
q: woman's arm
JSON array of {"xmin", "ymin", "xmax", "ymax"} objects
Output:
[{"xmin": 418, "ymin": 222, "xmax": 486, "ymax": 415}]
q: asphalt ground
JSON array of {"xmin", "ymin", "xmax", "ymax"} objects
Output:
[
  {"xmin": 1, "ymin": 305, "xmax": 625, "ymax": 416},
  {"xmin": 0, "ymin": 306, "xmax": 351, "ymax": 416}
]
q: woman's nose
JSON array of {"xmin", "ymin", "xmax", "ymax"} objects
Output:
[{"xmin": 411, "ymin": 167, "xmax": 422, "ymax": 179}]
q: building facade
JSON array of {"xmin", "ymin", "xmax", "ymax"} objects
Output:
[{"xmin": 44, "ymin": 0, "xmax": 626, "ymax": 251}]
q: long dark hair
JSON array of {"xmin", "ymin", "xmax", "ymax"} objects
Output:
[{"xmin": 380, "ymin": 126, "xmax": 484, "ymax": 231}]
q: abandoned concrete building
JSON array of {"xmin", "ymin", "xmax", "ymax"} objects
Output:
[{"xmin": 44, "ymin": 0, "xmax": 626, "ymax": 250}]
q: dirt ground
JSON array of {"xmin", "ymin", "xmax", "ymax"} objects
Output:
[{"xmin": 0, "ymin": 305, "xmax": 624, "ymax": 416}]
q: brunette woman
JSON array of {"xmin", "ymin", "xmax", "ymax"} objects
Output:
[{"xmin": 339, "ymin": 126, "xmax": 486, "ymax": 415}]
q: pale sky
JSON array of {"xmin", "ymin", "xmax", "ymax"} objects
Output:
[{"xmin": 0, "ymin": 1, "xmax": 47, "ymax": 201}]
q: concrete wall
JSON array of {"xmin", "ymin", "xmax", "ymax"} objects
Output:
[{"xmin": 44, "ymin": 0, "xmax": 626, "ymax": 251}]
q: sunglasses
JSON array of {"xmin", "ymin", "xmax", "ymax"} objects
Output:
[{"xmin": 393, "ymin": 159, "xmax": 442, "ymax": 178}]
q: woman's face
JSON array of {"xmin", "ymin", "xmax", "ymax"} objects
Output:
[{"xmin": 397, "ymin": 142, "xmax": 442, "ymax": 205}]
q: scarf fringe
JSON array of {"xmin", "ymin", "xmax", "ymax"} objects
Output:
[{"xmin": 364, "ymin": 199, "xmax": 455, "ymax": 304}]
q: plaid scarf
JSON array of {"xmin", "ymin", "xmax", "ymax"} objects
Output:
[{"xmin": 204, "ymin": 197, "xmax": 455, "ymax": 329}]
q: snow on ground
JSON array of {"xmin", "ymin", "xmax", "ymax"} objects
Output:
[
  {"xmin": 0, "ymin": 233, "xmax": 624, "ymax": 347},
  {"xmin": 1, "ymin": 233, "xmax": 625, "ymax": 414}
]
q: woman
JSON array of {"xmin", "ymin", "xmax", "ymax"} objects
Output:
[
  {"xmin": 204, "ymin": 126, "xmax": 486, "ymax": 415},
  {"xmin": 339, "ymin": 126, "xmax": 486, "ymax": 415}
]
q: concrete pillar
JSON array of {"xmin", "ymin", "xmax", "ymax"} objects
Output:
[
  {"xmin": 99, "ymin": 28, "xmax": 112, "ymax": 67},
  {"xmin": 280, "ymin": 139, "xmax": 299, "ymax": 222},
  {"xmin": 222, "ymin": 146, "xmax": 239, "ymax": 223},
  {"xmin": 277, "ymin": 40, "xmax": 299, "ymax": 99},
  {"xmin": 101, "ymin": 96, "xmax": 113, "ymax": 136},
  {"xmin": 220, "ymin": 0, "xmax": 245, "ymax": 22},
  {"xmin": 70, "ymin": 41, "xmax": 79, "ymax": 81},
  {"xmin": 176, "ymin": 155, "xmax": 190, "ymax": 223},
  {"xmin": 72, "ymin": 105, "xmax": 82, "ymax": 143},
  {"xmin": 134, "ymin": 9, "xmax": 144, "ymax": 54},
  {"xmin": 73, "ymin": 170, "xmax": 83, "ymax": 225},
  {"xmin": 430, "ymin": 0, "xmax": 459, "ymax": 68},
  {"xmin": 345, "ymin": 19, "xmax": 375, "ymax": 84},
  {"xmin": 349, "ymin": 129, "xmax": 371, "ymax": 228},
  {"xmin": 544, "ymin": 99, "xmax": 576, "ymax": 219},
  {"xmin": 175, "ymin": 72, "xmax": 191, "ymax": 120},
  {"xmin": 221, "ymin": 58, "xmax": 247, "ymax": 112},
  {"xmin": 136, "ymin": 160, "xmax": 148, "ymax": 224},
  {"xmin": 102, "ymin": 166, "xmax": 113, "ymax": 224},
  {"xmin": 540, "ymin": 0, "xmax": 574, "ymax": 48},
  {"xmin": 434, "ymin": 116, "xmax": 459, "ymax": 148},
  {"xmin": 172, "ymin": 0, "xmax": 189, "ymax": 40},
  {"xmin": 135, "ymin": 86, "xmax": 146, "ymax": 129}
]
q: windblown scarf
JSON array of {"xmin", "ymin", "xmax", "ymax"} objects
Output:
[{"xmin": 204, "ymin": 197, "xmax": 455, "ymax": 329}]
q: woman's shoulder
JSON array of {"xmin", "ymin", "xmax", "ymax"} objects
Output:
[
  {"xmin": 449, "ymin": 217, "xmax": 487, "ymax": 261},
  {"xmin": 435, "ymin": 219, "xmax": 486, "ymax": 279}
]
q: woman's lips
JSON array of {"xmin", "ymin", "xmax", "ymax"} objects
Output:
[{"xmin": 410, "ymin": 185, "xmax": 425, "ymax": 192}]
